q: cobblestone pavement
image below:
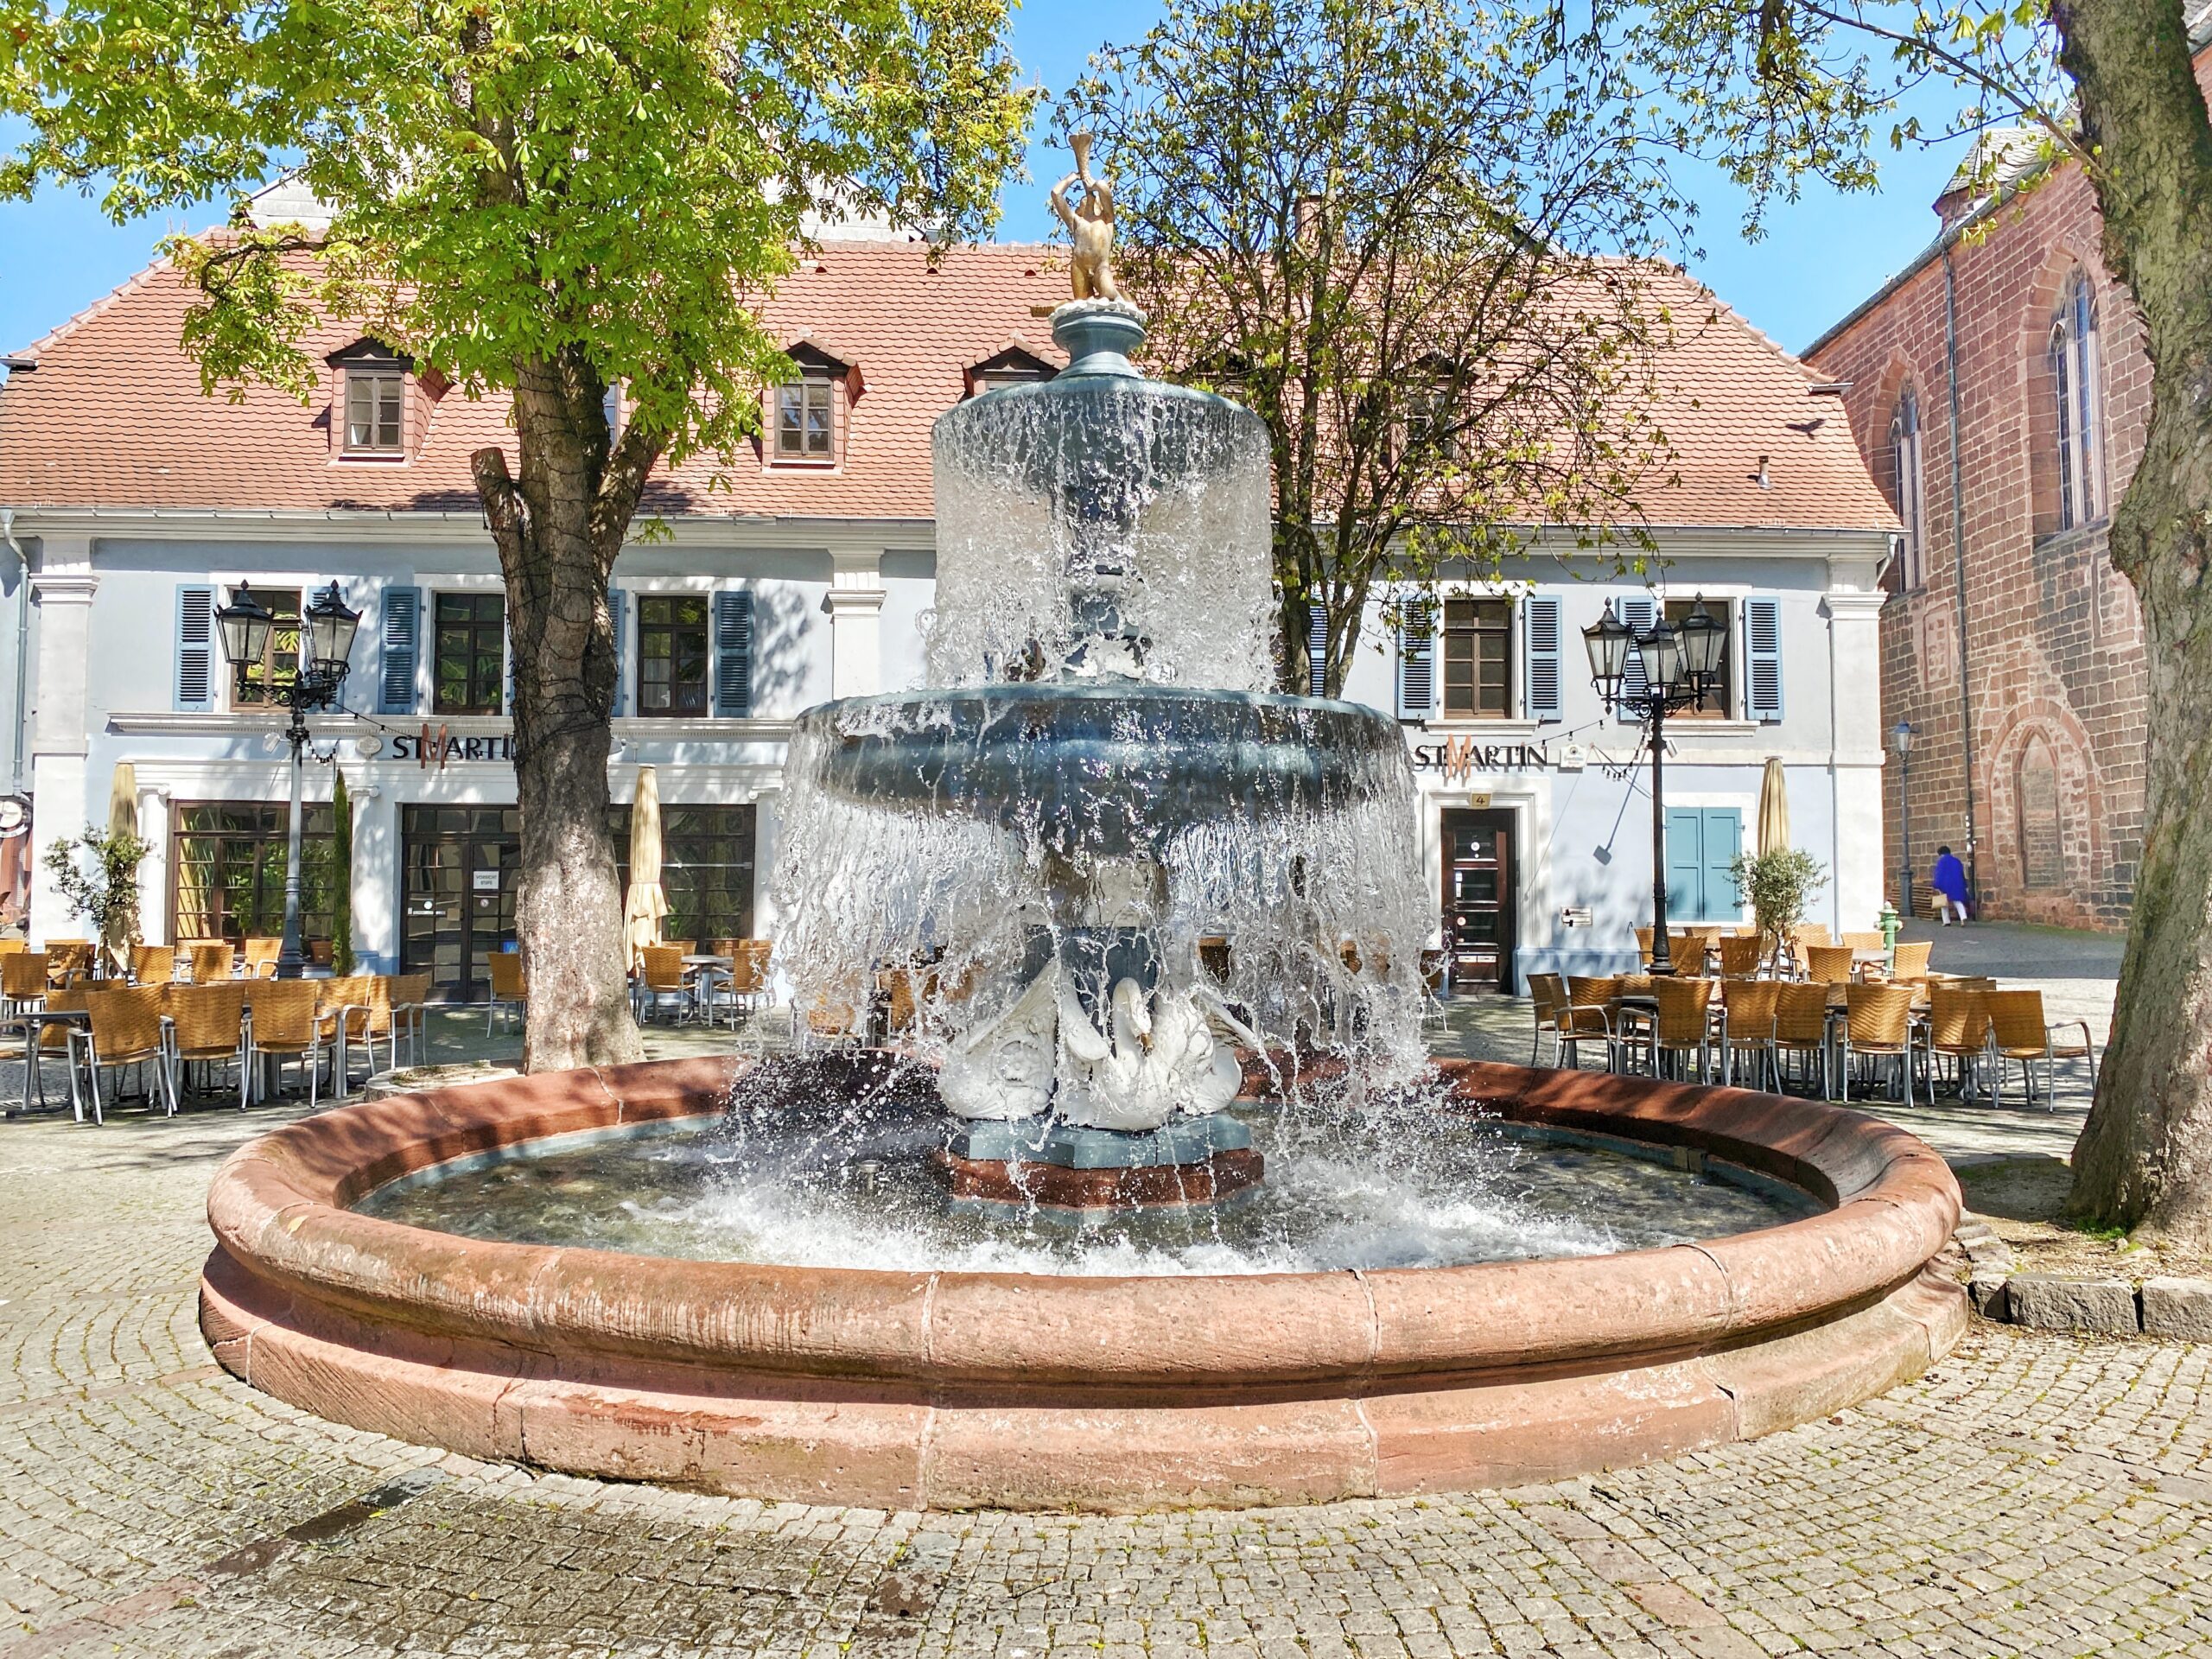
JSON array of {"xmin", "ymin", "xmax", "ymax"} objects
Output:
[{"xmin": 1, "ymin": 1045, "xmax": 2208, "ymax": 1656}]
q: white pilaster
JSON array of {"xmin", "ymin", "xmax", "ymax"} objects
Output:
[
  {"xmin": 823, "ymin": 550, "xmax": 887, "ymax": 699},
  {"xmin": 351, "ymin": 784, "xmax": 398, "ymax": 972},
  {"xmin": 751, "ymin": 788, "xmax": 783, "ymax": 943},
  {"xmin": 28, "ymin": 537, "xmax": 98, "ymax": 946},
  {"xmin": 137, "ymin": 785, "xmax": 170, "ymax": 944},
  {"xmin": 1824, "ymin": 578, "xmax": 1889, "ymax": 936}
]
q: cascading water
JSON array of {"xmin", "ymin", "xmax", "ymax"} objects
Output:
[{"xmin": 770, "ymin": 296, "xmax": 1430, "ymax": 1197}]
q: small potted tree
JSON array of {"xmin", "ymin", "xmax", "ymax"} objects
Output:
[
  {"xmin": 43, "ymin": 823, "xmax": 153, "ymax": 978},
  {"xmin": 1728, "ymin": 848, "xmax": 1829, "ymax": 976}
]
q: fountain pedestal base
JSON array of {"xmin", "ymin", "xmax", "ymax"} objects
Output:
[{"xmin": 937, "ymin": 1111, "xmax": 1262, "ymax": 1210}]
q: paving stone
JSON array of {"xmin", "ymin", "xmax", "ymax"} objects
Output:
[
  {"xmin": 2140, "ymin": 1276, "xmax": 2212, "ymax": 1343},
  {"xmin": 2005, "ymin": 1273, "xmax": 2142, "ymax": 1336}
]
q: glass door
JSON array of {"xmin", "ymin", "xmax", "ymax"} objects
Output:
[
  {"xmin": 1441, "ymin": 809, "xmax": 1516, "ymax": 994},
  {"xmin": 401, "ymin": 806, "xmax": 521, "ymax": 1001}
]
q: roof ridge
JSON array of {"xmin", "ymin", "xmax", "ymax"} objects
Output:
[{"xmin": 12, "ymin": 251, "xmax": 176, "ymax": 364}]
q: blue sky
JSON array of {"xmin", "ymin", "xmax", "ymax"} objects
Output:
[{"xmin": 1, "ymin": 0, "xmax": 1973, "ymax": 359}]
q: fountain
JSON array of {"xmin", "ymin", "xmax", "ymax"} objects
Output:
[{"xmin": 198, "ymin": 145, "xmax": 1967, "ymax": 1510}]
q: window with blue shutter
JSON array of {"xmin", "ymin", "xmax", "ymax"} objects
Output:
[
  {"xmin": 377, "ymin": 585, "xmax": 421, "ymax": 715},
  {"xmin": 174, "ymin": 584, "xmax": 217, "ymax": 712},
  {"xmin": 1662, "ymin": 808, "xmax": 1745, "ymax": 921},
  {"xmin": 1306, "ymin": 601, "xmax": 1329, "ymax": 696},
  {"xmin": 714, "ymin": 589, "xmax": 753, "ymax": 717},
  {"xmin": 607, "ymin": 588, "xmax": 627, "ymax": 717},
  {"xmin": 1616, "ymin": 594, "xmax": 1656, "ymax": 722},
  {"xmin": 1522, "ymin": 594, "xmax": 1562, "ymax": 721},
  {"xmin": 1395, "ymin": 613, "xmax": 1433, "ymax": 721},
  {"xmin": 1744, "ymin": 594, "xmax": 1784, "ymax": 721}
]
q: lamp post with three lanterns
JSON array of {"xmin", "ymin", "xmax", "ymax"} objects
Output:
[
  {"xmin": 213, "ymin": 582, "xmax": 362, "ymax": 980},
  {"xmin": 1582, "ymin": 595, "xmax": 1731, "ymax": 977}
]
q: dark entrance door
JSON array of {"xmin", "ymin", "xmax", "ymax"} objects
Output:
[
  {"xmin": 1441, "ymin": 808, "xmax": 1516, "ymax": 994},
  {"xmin": 401, "ymin": 805, "xmax": 521, "ymax": 1001}
]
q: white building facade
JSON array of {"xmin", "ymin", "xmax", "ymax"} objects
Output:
[{"xmin": 0, "ymin": 246, "xmax": 1897, "ymax": 997}]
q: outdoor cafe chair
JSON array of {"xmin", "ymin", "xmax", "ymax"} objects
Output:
[
  {"xmin": 315, "ymin": 975, "xmax": 377, "ymax": 1095},
  {"xmin": 1718, "ymin": 979, "xmax": 1780, "ymax": 1089},
  {"xmin": 1528, "ymin": 972, "xmax": 1568, "ymax": 1066},
  {"xmin": 1984, "ymin": 988, "xmax": 2097, "ymax": 1110},
  {"xmin": 1560, "ymin": 976, "xmax": 1624, "ymax": 1071},
  {"xmin": 1889, "ymin": 939, "xmax": 1933, "ymax": 983},
  {"xmin": 79, "ymin": 988, "xmax": 176, "ymax": 1122},
  {"xmin": 1633, "ymin": 927, "xmax": 1654, "ymax": 970},
  {"xmin": 29, "ymin": 986, "xmax": 87, "ymax": 1117},
  {"xmin": 167, "ymin": 983, "xmax": 249, "ymax": 1110},
  {"xmin": 2, "ymin": 951, "xmax": 47, "ymax": 1014},
  {"xmin": 190, "ymin": 942, "xmax": 236, "ymax": 984},
  {"xmin": 1841, "ymin": 931, "xmax": 1887, "ymax": 952},
  {"xmin": 1626, "ymin": 976, "xmax": 1720, "ymax": 1083},
  {"xmin": 0, "ymin": 939, "xmax": 22, "ymax": 957},
  {"xmin": 633, "ymin": 946, "xmax": 690, "ymax": 1024},
  {"xmin": 1805, "ymin": 944, "xmax": 1859, "ymax": 986},
  {"xmin": 245, "ymin": 981, "xmax": 331, "ymax": 1108},
  {"xmin": 1840, "ymin": 983, "xmax": 1917, "ymax": 1108},
  {"xmin": 486, "ymin": 952, "xmax": 527, "ymax": 1035},
  {"xmin": 1716, "ymin": 934, "xmax": 1763, "ymax": 979},
  {"xmin": 46, "ymin": 941, "xmax": 94, "ymax": 987},
  {"xmin": 1922, "ymin": 986, "xmax": 1992, "ymax": 1102},
  {"xmin": 1771, "ymin": 982, "xmax": 1837, "ymax": 1098},
  {"xmin": 129, "ymin": 945, "xmax": 177, "ymax": 986},
  {"xmin": 241, "ymin": 938, "xmax": 283, "ymax": 978}
]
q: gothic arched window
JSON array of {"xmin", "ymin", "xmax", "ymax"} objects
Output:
[
  {"xmin": 2050, "ymin": 270, "xmax": 2105, "ymax": 530},
  {"xmin": 1889, "ymin": 385, "xmax": 1927, "ymax": 587}
]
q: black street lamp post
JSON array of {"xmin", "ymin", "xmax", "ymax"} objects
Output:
[
  {"xmin": 215, "ymin": 582, "xmax": 362, "ymax": 979},
  {"xmin": 1890, "ymin": 720, "xmax": 1914, "ymax": 918},
  {"xmin": 1582, "ymin": 595, "xmax": 1730, "ymax": 977}
]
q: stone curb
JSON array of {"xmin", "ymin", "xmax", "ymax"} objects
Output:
[{"xmin": 1951, "ymin": 1224, "xmax": 2212, "ymax": 1340}]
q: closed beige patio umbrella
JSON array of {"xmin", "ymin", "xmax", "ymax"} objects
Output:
[
  {"xmin": 105, "ymin": 760, "xmax": 143, "ymax": 969},
  {"xmin": 622, "ymin": 766, "xmax": 668, "ymax": 969},
  {"xmin": 1757, "ymin": 756, "xmax": 1791, "ymax": 855}
]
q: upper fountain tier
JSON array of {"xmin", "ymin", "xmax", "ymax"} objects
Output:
[{"xmin": 925, "ymin": 301, "xmax": 1276, "ymax": 693}]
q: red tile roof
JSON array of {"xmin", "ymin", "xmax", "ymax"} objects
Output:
[{"xmin": 0, "ymin": 244, "xmax": 1893, "ymax": 533}]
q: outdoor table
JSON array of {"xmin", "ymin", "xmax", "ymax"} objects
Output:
[{"xmin": 681, "ymin": 954, "xmax": 734, "ymax": 1020}]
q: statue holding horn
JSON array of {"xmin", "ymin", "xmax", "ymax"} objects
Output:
[{"xmin": 1051, "ymin": 133, "xmax": 1121, "ymax": 303}]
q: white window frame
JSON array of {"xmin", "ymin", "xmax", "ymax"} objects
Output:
[{"xmin": 343, "ymin": 365, "xmax": 406, "ymax": 454}]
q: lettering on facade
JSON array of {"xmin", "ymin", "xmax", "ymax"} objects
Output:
[
  {"xmin": 391, "ymin": 725, "xmax": 518, "ymax": 768},
  {"xmin": 1408, "ymin": 738, "xmax": 1549, "ymax": 785}
]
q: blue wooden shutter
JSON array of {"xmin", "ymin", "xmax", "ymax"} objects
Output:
[
  {"xmin": 1395, "ymin": 614, "xmax": 1433, "ymax": 721},
  {"xmin": 1744, "ymin": 594, "xmax": 1783, "ymax": 721},
  {"xmin": 377, "ymin": 585, "xmax": 420, "ymax": 715},
  {"xmin": 1664, "ymin": 807, "xmax": 1705, "ymax": 920},
  {"xmin": 714, "ymin": 589, "xmax": 753, "ymax": 717},
  {"xmin": 1702, "ymin": 809, "xmax": 1744, "ymax": 918},
  {"xmin": 1616, "ymin": 594, "xmax": 1656, "ymax": 723},
  {"xmin": 1306, "ymin": 601, "xmax": 1329, "ymax": 696},
  {"xmin": 174, "ymin": 584, "xmax": 218, "ymax": 712},
  {"xmin": 1523, "ymin": 594, "xmax": 1563, "ymax": 721},
  {"xmin": 607, "ymin": 588, "xmax": 627, "ymax": 716}
]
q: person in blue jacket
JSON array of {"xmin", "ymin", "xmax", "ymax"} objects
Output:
[{"xmin": 1930, "ymin": 845, "xmax": 1971, "ymax": 925}]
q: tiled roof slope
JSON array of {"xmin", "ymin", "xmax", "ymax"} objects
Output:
[{"xmin": 0, "ymin": 243, "xmax": 1894, "ymax": 532}]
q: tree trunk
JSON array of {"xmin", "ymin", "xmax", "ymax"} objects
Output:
[
  {"xmin": 2057, "ymin": 0, "xmax": 2212, "ymax": 1244},
  {"xmin": 473, "ymin": 355, "xmax": 650, "ymax": 1072}
]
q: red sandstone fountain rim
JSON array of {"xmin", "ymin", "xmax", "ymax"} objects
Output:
[{"xmin": 203, "ymin": 1054, "xmax": 1960, "ymax": 1392}]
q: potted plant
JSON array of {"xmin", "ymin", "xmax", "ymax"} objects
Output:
[
  {"xmin": 1727, "ymin": 848, "xmax": 1829, "ymax": 971},
  {"xmin": 43, "ymin": 823, "xmax": 153, "ymax": 976}
]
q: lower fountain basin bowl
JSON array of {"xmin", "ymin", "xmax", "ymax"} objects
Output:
[
  {"xmin": 200, "ymin": 1056, "xmax": 1965, "ymax": 1512},
  {"xmin": 791, "ymin": 683, "xmax": 1408, "ymax": 857}
]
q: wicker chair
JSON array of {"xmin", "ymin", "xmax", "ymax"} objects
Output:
[
  {"xmin": 1772, "ymin": 982, "xmax": 1836, "ymax": 1097},
  {"xmin": 167, "ymin": 983, "xmax": 249, "ymax": 1110},
  {"xmin": 391, "ymin": 973, "xmax": 432, "ymax": 1069},
  {"xmin": 189, "ymin": 942, "xmax": 237, "ymax": 984},
  {"xmin": 1984, "ymin": 988, "xmax": 2097, "ymax": 1109},
  {"xmin": 315, "ymin": 975, "xmax": 377, "ymax": 1095},
  {"xmin": 128, "ymin": 944, "xmax": 177, "ymax": 986},
  {"xmin": 1628, "ymin": 976, "xmax": 1719, "ymax": 1082},
  {"xmin": 2, "ymin": 951, "xmax": 48, "ymax": 1014},
  {"xmin": 1527, "ymin": 972, "xmax": 1568, "ymax": 1066},
  {"xmin": 1716, "ymin": 934, "xmax": 1763, "ymax": 979},
  {"xmin": 1805, "ymin": 944, "xmax": 1859, "ymax": 986},
  {"xmin": 1840, "ymin": 931, "xmax": 1886, "ymax": 952},
  {"xmin": 1633, "ymin": 927, "xmax": 1655, "ymax": 970},
  {"xmin": 1889, "ymin": 939, "xmax": 1934, "ymax": 983},
  {"xmin": 79, "ymin": 988, "xmax": 175, "ymax": 1122},
  {"xmin": 1560, "ymin": 976, "xmax": 1624, "ymax": 1071},
  {"xmin": 45, "ymin": 941, "xmax": 94, "ymax": 987},
  {"xmin": 486, "ymin": 952, "xmax": 527, "ymax": 1035},
  {"xmin": 1840, "ymin": 983, "xmax": 1916, "ymax": 1106},
  {"xmin": 633, "ymin": 945, "xmax": 690, "ymax": 1023},
  {"xmin": 244, "ymin": 980, "xmax": 333, "ymax": 1106},
  {"xmin": 1922, "ymin": 986, "xmax": 1991, "ymax": 1102},
  {"xmin": 241, "ymin": 938, "xmax": 283, "ymax": 978},
  {"xmin": 1719, "ymin": 979, "xmax": 1780, "ymax": 1089},
  {"xmin": 35, "ymin": 986, "xmax": 87, "ymax": 1117}
]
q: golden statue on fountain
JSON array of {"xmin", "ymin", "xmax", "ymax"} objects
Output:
[{"xmin": 1051, "ymin": 132, "xmax": 1120, "ymax": 302}]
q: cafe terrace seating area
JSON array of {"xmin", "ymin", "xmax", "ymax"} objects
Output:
[
  {"xmin": 1529, "ymin": 924, "xmax": 2099, "ymax": 1111},
  {"xmin": 0, "ymin": 938, "xmax": 429, "ymax": 1123}
]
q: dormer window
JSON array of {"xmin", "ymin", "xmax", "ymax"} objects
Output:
[
  {"xmin": 966, "ymin": 343, "xmax": 1057, "ymax": 398},
  {"xmin": 345, "ymin": 366, "xmax": 404, "ymax": 453},
  {"xmin": 775, "ymin": 373, "xmax": 836, "ymax": 461}
]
